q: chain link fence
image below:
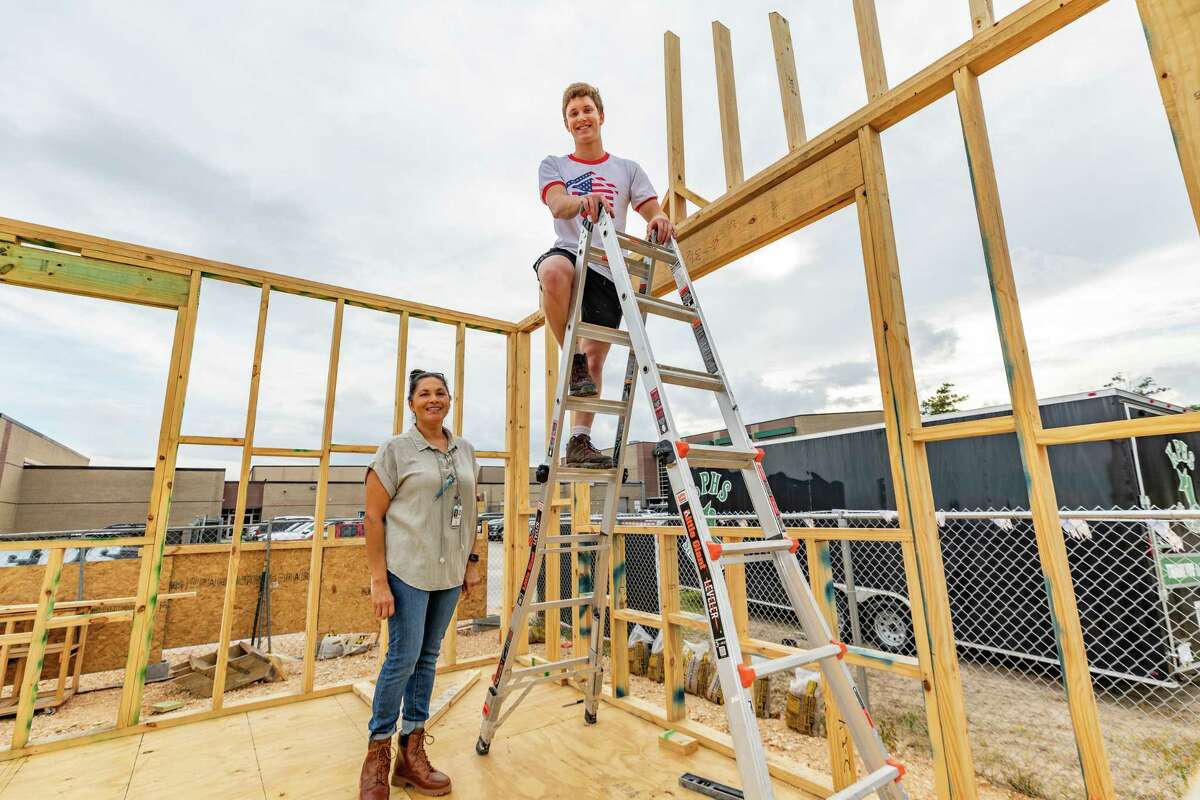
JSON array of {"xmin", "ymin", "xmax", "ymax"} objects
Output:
[{"xmin": 607, "ymin": 507, "xmax": 1200, "ymax": 797}]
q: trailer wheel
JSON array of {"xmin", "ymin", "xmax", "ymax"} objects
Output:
[{"xmin": 867, "ymin": 599, "xmax": 914, "ymax": 654}]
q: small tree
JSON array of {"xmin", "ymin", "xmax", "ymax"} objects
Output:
[
  {"xmin": 1103, "ymin": 371, "xmax": 1170, "ymax": 397},
  {"xmin": 921, "ymin": 382, "xmax": 968, "ymax": 415}
]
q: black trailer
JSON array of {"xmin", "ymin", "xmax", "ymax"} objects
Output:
[{"xmin": 635, "ymin": 389, "xmax": 1200, "ymax": 687}]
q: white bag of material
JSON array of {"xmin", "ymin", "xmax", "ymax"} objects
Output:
[
  {"xmin": 647, "ymin": 628, "xmax": 666, "ymax": 682},
  {"xmin": 788, "ymin": 667, "xmax": 820, "ymax": 696},
  {"xmin": 628, "ymin": 625, "xmax": 655, "ymax": 676},
  {"xmin": 628, "ymin": 624, "xmax": 654, "ymax": 648},
  {"xmin": 786, "ymin": 667, "xmax": 821, "ymax": 734},
  {"xmin": 683, "ymin": 639, "xmax": 710, "ymax": 695}
]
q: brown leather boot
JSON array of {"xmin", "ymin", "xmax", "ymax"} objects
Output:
[
  {"xmin": 563, "ymin": 433, "xmax": 613, "ymax": 469},
  {"xmin": 392, "ymin": 728, "xmax": 451, "ymax": 796},
  {"xmin": 358, "ymin": 738, "xmax": 392, "ymax": 800},
  {"xmin": 568, "ymin": 353, "xmax": 597, "ymax": 397}
]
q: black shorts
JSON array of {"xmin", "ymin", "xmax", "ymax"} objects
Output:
[{"xmin": 532, "ymin": 247, "xmax": 623, "ymax": 330}]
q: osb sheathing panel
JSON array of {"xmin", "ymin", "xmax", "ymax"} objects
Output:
[
  {"xmin": 0, "ymin": 558, "xmax": 168, "ymax": 676},
  {"xmin": 315, "ymin": 534, "xmax": 489, "ymax": 632},
  {"xmin": 1, "ymin": 537, "xmax": 490, "ymax": 677}
]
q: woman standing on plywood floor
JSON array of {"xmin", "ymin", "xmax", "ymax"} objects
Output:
[{"xmin": 358, "ymin": 369, "xmax": 482, "ymax": 799}]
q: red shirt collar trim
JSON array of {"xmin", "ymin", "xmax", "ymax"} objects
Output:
[{"xmin": 568, "ymin": 152, "xmax": 610, "ymax": 165}]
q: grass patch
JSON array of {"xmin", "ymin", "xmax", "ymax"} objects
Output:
[
  {"xmin": 680, "ymin": 588, "xmax": 703, "ymax": 614},
  {"xmin": 1005, "ymin": 767, "xmax": 1049, "ymax": 799},
  {"xmin": 1144, "ymin": 735, "xmax": 1200, "ymax": 792},
  {"xmin": 875, "ymin": 708, "xmax": 929, "ymax": 755}
]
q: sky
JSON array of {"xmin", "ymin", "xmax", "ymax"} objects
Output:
[{"xmin": 1, "ymin": 0, "xmax": 1197, "ymax": 476}]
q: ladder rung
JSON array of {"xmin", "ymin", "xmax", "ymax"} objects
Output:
[
  {"xmin": 576, "ymin": 322, "xmax": 631, "ymax": 348},
  {"xmin": 657, "ymin": 364, "xmax": 724, "ymax": 392},
  {"xmin": 507, "ymin": 667, "xmax": 596, "ymax": 693},
  {"xmin": 565, "ymin": 396, "xmax": 628, "ymax": 416},
  {"xmin": 587, "ymin": 247, "xmax": 651, "ymax": 280},
  {"xmin": 636, "ymin": 295, "xmax": 697, "ymax": 323},
  {"xmin": 542, "ymin": 534, "xmax": 601, "ymax": 544},
  {"xmin": 528, "ymin": 595, "xmax": 595, "ymax": 612},
  {"xmin": 678, "ymin": 442, "xmax": 758, "ymax": 469},
  {"xmin": 720, "ymin": 553, "xmax": 777, "ymax": 565},
  {"xmin": 614, "ymin": 231, "xmax": 678, "ymax": 264},
  {"xmin": 511, "ymin": 656, "xmax": 590, "ymax": 678},
  {"xmin": 555, "ymin": 466, "xmax": 620, "ymax": 483},
  {"xmin": 736, "ymin": 642, "xmax": 845, "ymax": 686},
  {"xmin": 710, "ymin": 538, "xmax": 797, "ymax": 559},
  {"xmin": 826, "ymin": 763, "xmax": 905, "ymax": 800}
]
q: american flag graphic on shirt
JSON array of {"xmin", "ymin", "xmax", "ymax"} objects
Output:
[{"xmin": 565, "ymin": 172, "xmax": 617, "ymax": 210}]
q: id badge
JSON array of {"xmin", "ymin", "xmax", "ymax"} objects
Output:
[{"xmin": 450, "ymin": 503, "xmax": 462, "ymax": 529}]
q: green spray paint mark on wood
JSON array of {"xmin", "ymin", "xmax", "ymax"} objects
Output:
[{"xmin": 23, "ymin": 558, "xmax": 64, "ymax": 738}]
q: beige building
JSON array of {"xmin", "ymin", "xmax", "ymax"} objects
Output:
[
  {"xmin": 0, "ymin": 414, "xmax": 90, "ymax": 533},
  {"xmin": 12, "ymin": 467, "xmax": 225, "ymax": 534}
]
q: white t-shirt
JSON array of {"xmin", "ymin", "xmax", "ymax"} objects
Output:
[{"xmin": 538, "ymin": 152, "xmax": 657, "ymax": 280}]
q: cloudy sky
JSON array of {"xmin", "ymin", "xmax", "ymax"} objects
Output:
[{"xmin": 1, "ymin": 0, "xmax": 1196, "ymax": 476}]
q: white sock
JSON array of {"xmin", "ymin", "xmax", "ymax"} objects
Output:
[{"xmin": 571, "ymin": 426, "xmax": 590, "ymax": 438}]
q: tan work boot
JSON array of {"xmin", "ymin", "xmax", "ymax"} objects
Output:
[
  {"xmin": 359, "ymin": 738, "xmax": 392, "ymax": 800},
  {"xmin": 568, "ymin": 353, "xmax": 597, "ymax": 397},
  {"xmin": 564, "ymin": 433, "xmax": 613, "ymax": 469},
  {"xmin": 393, "ymin": 728, "xmax": 451, "ymax": 796}
]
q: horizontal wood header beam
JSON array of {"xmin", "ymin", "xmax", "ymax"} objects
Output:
[
  {"xmin": 657, "ymin": 141, "xmax": 862, "ymax": 292},
  {"xmin": 0, "ymin": 217, "xmax": 515, "ymax": 333},
  {"xmin": 0, "ymin": 241, "xmax": 190, "ymax": 309}
]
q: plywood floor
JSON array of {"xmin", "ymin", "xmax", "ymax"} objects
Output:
[{"xmin": 0, "ymin": 679, "xmax": 819, "ymax": 799}]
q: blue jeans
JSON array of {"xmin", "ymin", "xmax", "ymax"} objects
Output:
[{"xmin": 368, "ymin": 572, "xmax": 461, "ymax": 740}]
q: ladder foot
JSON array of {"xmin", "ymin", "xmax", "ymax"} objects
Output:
[
  {"xmin": 583, "ymin": 709, "xmax": 597, "ymax": 725},
  {"xmin": 475, "ymin": 736, "xmax": 491, "ymax": 756}
]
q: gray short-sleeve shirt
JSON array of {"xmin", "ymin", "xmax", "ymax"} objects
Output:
[{"xmin": 368, "ymin": 427, "xmax": 478, "ymax": 591}]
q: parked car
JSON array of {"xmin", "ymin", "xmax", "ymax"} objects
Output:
[{"xmin": 245, "ymin": 516, "xmax": 313, "ymax": 541}]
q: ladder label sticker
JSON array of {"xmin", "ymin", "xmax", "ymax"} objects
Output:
[
  {"xmin": 691, "ymin": 319, "xmax": 718, "ymax": 374},
  {"xmin": 651, "ymin": 388, "xmax": 668, "ymax": 434},
  {"xmin": 680, "ymin": 500, "xmax": 729, "ymax": 660},
  {"xmin": 679, "ymin": 286, "xmax": 694, "ymax": 307},
  {"xmin": 546, "ymin": 421, "xmax": 558, "ymax": 458}
]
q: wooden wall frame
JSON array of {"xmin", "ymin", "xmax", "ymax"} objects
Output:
[{"xmin": 0, "ymin": 215, "xmax": 515, "ymax": 757}]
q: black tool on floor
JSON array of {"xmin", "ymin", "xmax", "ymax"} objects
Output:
[{"xmin": 680, "ymin": 773, "xmax": 744, "ymax": 800}]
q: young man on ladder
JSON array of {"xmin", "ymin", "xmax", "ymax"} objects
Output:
[
  {"xmin": 483, "ymin": 82, "xmax": 908, "ymax": 800},
  {"xmin": 534, "ymin": 82, "xmax": 674, "ymax": 467}
]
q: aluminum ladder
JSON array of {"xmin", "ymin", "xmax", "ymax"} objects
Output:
[{"xmin": 478, "ymin": 209, "xmax": 907, "ymax": 800}]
